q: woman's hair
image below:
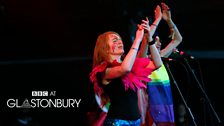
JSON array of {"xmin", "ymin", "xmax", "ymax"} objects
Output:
[{"xmin": 93, "ymin": 31, "xmax": 121, "ymax": 68}]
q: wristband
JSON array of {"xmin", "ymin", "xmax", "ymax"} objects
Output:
[{"xmin": 148, "ymin": 40, "xmax": 155, "ymax": 46}]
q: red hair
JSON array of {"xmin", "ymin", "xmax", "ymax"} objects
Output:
[{"xmin": 93, "ymin": 31, "xmax": 121, "ymax": 68}]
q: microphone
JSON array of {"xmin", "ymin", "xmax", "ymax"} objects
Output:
[{"xmin": 173, "ymin": 49, "xmax": 195, "ymax": 59}]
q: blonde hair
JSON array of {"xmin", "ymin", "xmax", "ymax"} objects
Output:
[{"xmin": 93, "ymin": 31, "xmax": 121, "ymax": 67}]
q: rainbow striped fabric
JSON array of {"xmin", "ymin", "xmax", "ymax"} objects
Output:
[{"xmin": 147, "ymin": 64, "xmax": 175, "ymax": 123}]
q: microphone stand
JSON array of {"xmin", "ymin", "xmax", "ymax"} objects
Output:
[
  {"xmin": 182, "ymin": 57, "xmax": 222, "ymax": 125},
  {"xmin": 163, "ymin": 61, "xmax": 198, "ymax": 126}
]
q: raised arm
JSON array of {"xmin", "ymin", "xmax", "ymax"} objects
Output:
[
  {"xmin": 150, "ymin": 5, "xmax": 162, "ymax": 37},
  {"xmin": 103, "ymin": 25, "xmax": 144, "ymax": 81},
  {"xmin": 141, "ymin": 18, "xmax": 162, "ymax": 70},
  {"xmin": 137, "ymin": 6, "xmax": 162, "ymax": 58},
  {"xmin": 160, "ymin": 2, "xmax": 183, "ymax": 58},
  {"xmin": 147, "ymin": 33, "xmax": 163, "ymax": 70},
  {"xmin": 121, "ymin": 25, "xmax": 144, "ymax": 72}
]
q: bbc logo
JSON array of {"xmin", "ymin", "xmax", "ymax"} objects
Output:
[{"xmin": 32, "ymin": 91, "xmax": 48, "ymax": 96}]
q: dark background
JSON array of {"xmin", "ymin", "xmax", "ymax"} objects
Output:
[{"xmin": 0, "ymin": 0, "xmax": 223, "ymax": 126}]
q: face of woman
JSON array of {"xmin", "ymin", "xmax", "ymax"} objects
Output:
[{"xmin": 107, "ymin": 33, "xmax": 124, "ymax": 56}]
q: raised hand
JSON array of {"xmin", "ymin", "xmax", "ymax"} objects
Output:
[
  {"xmin": 141, "ymin": 17, "xmax": 153, "ymax": 42},
  {"xmin": 161, "ymin": 2, "xmax": 171, "ymax": 22},
  {"xmin": 135, "ymin": 24, "xmax": 145, "ymax": 42},
  {"xmin": 154, "ymin": 5, "xmax": 162, "ymax": 20},
  {"xmin": 141, "ymin": 17, "xmax": 150, "ymax": 33}
]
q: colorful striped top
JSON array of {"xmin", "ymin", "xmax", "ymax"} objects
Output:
[{"xmin": 147, "ymin": 64, "xmax": 175, "ymax": 123}]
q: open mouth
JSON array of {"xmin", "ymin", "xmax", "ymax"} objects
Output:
[{"xmin": 118, "ymin": 46, "xmax": 123, "ymax": 49}]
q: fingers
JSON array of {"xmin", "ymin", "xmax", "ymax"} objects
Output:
[
  {"xmin": 154, "ymin": 5, "xmax": 162, "ymax": 13},
  {"xmin": 146, "ymin": 17, "xmax": 149, "ymax": 22},
  {"xmin": 141, "ymin": 18, "xmax": 149, "ymax": 28},
  {"xmin": 137, "ymin": 23, "xmax": 150, "ymax": 34},
  {"xmin": 141, "ymin": 20, "xmax": 148, "ymax": 25},
  {"xmin": 156, "ymin": 5, "xmax": 161, "ymax": 10},
  {"xmin": 140, "ymin": 18, "xmax": 150, "ymax": 32},
  {"xmin": 141, "ymin": 24, "xmax": 149, "ymax": 29},
  {"xmin": 161, "ymin": 2, "xmax": 170, "ymax": 11},
  {"xmin": 142, "ymin": 17, "xmax": 149, "ymax": 25},
  {"xmin": 138, "ymin": 23, "xmax": 150, "ymax": 31},
  {"xmin": 138, "ymin": 23, "xmax": 148, "ymax": 30}
]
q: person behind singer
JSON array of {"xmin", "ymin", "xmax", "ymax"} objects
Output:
[
  {"xmin": 89, "ymin": 18, "xmax": 162, "ymax": 125},
  {"xmin": 137, "ymin": 2, "xmax": 183, "ymax": 126}
]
